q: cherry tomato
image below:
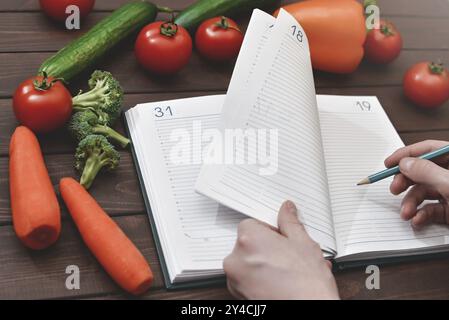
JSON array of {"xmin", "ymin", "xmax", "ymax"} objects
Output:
[
  {"xmin": 403, "ymin": 62, "xmax": 449, "ymax": 109},
  {"xmin": 13, "ymin": 74, "xmax": 73, "ymax": 133},
  {"xmin": 195, "ymin": 16, "xmax": 244, "ymax": 62},
  {"xmin": 135, "ymin": 21, "xmax": 193, "ymax": 75},
  {"xmin": 39, "ymin": 0, "xmax": 95, "ymax": 22},
  {"xmin": 364, "ymin": 20, "xmax": 402, "ymax": 64}
]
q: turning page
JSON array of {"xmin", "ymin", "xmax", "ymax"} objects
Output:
[
  {"xmin": 317, "ymin": 95, "xmax": 449, "ymax": 260},
  {"xmin": 195, "ymin": 9, "xmax": 336, "ymax": 254}
]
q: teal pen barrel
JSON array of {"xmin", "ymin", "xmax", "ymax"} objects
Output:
[
  {"xmin": 368, "ymin": 166, "xmax": 401, "ymax": 183},
  {"xmin": 368, "ymin": 144, "xmax": 449, "ymax": 184}
]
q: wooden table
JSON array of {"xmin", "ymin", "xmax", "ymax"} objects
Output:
[{"xmin": 1, "ymin": 0, "xmax": 449, "ymax": 300}]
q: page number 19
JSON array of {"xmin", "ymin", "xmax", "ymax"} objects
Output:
[{"xmin": 356, "ymin": 101, "xmax": 371, "ymax": 111}]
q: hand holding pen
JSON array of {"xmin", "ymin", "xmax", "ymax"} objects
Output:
[{"xmin": 359, "ymin": 140, "xmax": 449, "ymax": 229}]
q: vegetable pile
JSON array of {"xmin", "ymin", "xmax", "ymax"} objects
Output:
[
  {"xmin": 70, "ymin": 70, "xmax": 128, "ymax": 190},
  {"xmin": 10, "ymin": 0, "xmax": 280, "ymax": 296}
]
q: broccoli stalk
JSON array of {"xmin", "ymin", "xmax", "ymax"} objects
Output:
[
  {"xmin": 90, "ymin": 125, "xmax": 130, "ymax": 149},
  {"xmin": 72, "ymin": 70, "xmax": 124, "ymax": 125},
  {"xmin": 69, "ymin": 110, "xmax": 130, "ymax": 148},
  {"xmin": 75, "ymin": 135, "xmax": 120, "ymax": 189}
]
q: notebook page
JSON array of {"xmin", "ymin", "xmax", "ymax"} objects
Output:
[
  {"xmin": 221, "ymin": 9, "xmax": 276, "ymax": 123},
  {"xmin": 126, "ymin": 95, "xmax": 245, "ymax": 283},
  {"xmin": 317, "ymin": 95, "xmax": 449, "ymax": 258},
  {"xmin": 196, "ymin": 9, "xmax": 336, "ymax": 254}
]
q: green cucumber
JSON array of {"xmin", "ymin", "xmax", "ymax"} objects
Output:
[
  {"xmin": 39, "ymin": 1, "xmax": 158, "ymax": 81},
  {"xmin": 174, "ymin": 0, "xmax": 281, "ymax": 30}
]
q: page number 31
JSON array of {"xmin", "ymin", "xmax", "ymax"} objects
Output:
[{"xmin": 154, "ymin": 106, "xmax": 173, "ymax": 118}]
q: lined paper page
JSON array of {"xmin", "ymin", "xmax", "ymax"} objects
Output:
[
  {"xmin": 126, "ymin": 95, "xmax": 245, "ymax": 282},
  {"xmin": 196, "ymin": 10, "xmax": 336, "ymax": 254},
  {"xmin": 317, "ymin": 95, "xmax": 449, "ymax": 258}
]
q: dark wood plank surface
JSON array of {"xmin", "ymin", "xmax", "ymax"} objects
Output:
[
  {"xmin": 2, "ymin": 13, "xmax": 449, "ymax": 52},
  {"xmin": 2, "ymin": 50, "xmax": 449, "ymax": 98},
  {"xmin": 1, "ymin": 0, "xmax": 449, "ymax": 300},
  {"xmin": 2, "ymin": 0, "xmax": 449, "ymax": 18}
]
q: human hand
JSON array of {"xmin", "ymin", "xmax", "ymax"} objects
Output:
[
  {"xmin": 223, "ymin": 201, "xmax": 339, "ymax": 300},
  {"xmin": 385, "ymin": 140, "xmax": 449, "ymax": 228}
]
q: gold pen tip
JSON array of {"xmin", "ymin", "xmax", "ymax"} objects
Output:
[{"xmin": 357, "ymin": 177, "xmax": 370, "ymax": 186}]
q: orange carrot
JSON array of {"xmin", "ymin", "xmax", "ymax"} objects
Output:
[
  {"xmin": 59, "ymin": 177, "xmax": 153, "ymax": 295},
  {"xmin": 9, "ymin": 126, "xmax": 61, "ymax": 250}
]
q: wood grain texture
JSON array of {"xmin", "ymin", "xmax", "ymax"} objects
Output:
[
  {"xmin": 336, "ymin": 257, "xmax": 449, "ymax": 300},
  {"xmin": 0, "ymin": 0, "xmax": 197, "ymax": 12},
  {"xmin": 86, "ymin": 287, "xmax": 234, "ymax": 300},
  {"xmin": 2, "ymin": 0, "xmax": 449, "ymax": 18},
  {"xmin": 1, "ymin": 49, "xmax": 449, "ymax": 98},
  {"xmin": 2, "ymin": 13, "xmax": 448, "ymax": 53}
]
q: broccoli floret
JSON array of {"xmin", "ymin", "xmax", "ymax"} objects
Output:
[
  {"xmin": 69, "ymin": 110, "xmax": 130, "ymax": 148},
  {"xmin": 72, "ymin": 70, "xmax": 124, "ymax": 125},
  {"xmin": 75, "ymin": 135, "xmax": 120, "ymax": 189}
]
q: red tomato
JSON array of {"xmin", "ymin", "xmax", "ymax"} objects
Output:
[
  {"xmin": 195, "ymin": 16, "xmax": 244, "ymax": 62},
  {"xmin": 364, "ymin": 20, "xmax": 402, "ymax": 64},
  {"xmin": 39, "ymin": 0, "xmax": 95, "ymax": 22},
  {"xmin": 135, "ymin": 22, "xmax": 192, "ymax": 75},
  {"xmin": 13, "ymin": 75, "xmax": 73, "ymax": 133},
  {"xmin": 403, "ymin": 62, "xmax": 449, "ymax": 109}
]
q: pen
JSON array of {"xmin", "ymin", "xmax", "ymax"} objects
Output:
[{"xmin": 357, "ymin": 144, "xmax": 449, "ymax": 186}]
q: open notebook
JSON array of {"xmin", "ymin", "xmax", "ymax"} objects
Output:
[{"xmin": 125, "ymin": 9, "xmax": 449, "ymax": 288}]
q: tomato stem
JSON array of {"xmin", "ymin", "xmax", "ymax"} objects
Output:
[
  {"xmin": 428, "ymin": 62, "xmax": 445, "ymax": 75},
  {"xmin": 380, "ymin": 22, "xmax": 395, "ymax": 36},
  {"xmin": 160, "ymin": 22, "xmax": 178, "ymax": 37},
  {"xmin": 33, "ymin": 71, "xmax": 65, "ymax": 92}
]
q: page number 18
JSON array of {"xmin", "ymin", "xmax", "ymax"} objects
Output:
[{"xmin": 291, "ymin": 26, "xmax": 303, "ymax": 43}]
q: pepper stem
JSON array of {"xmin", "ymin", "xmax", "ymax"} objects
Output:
[{"xmin": 363, "ymin": 0, "xmax": 378, "ymax": 10}]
